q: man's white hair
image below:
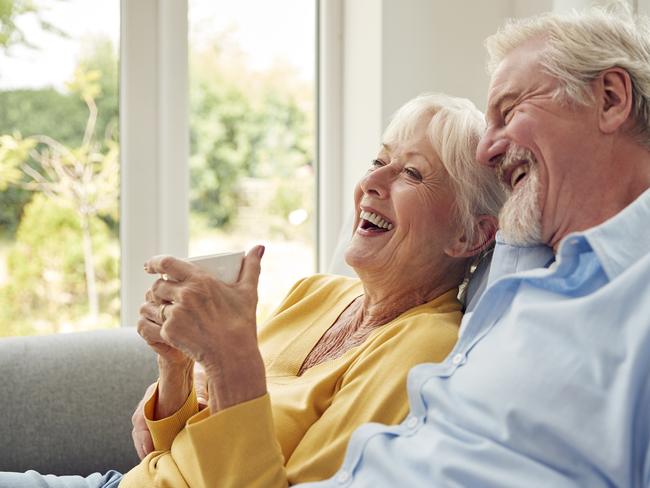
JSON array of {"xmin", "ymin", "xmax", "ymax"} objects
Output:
[
  {"xmin": 382, "ymin": 93, "xmax": 505, "ymax": 248},
  {"xmin": 485, "ymin": 1, "xmax": 650, "ymax": 147}
]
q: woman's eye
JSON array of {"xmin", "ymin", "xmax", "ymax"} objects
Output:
[{"xmin": 404, "ymin": 167, "xmax": 422, "ymax": 181}]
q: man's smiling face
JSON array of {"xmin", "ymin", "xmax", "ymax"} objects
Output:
[{"xmin": 476, "ymin": 37, "xmax": 603, "ymax": 248}]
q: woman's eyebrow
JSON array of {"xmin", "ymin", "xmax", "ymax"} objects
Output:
[
  {"xmin": 380, "ymin": 144, "xmax": 430, "ymax": 164},
  {"xmin": 403, "ymin": 150, "xmax": 430, "ymax": 163},
  {"xmin": 403, "ymin": 150, "xmax": 426, "ymax": 157}
]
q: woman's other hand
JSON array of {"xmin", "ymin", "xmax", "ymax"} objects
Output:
[
  {"xmin": 138, "ymin": 289, "xmax": 191, "ymax": 368},
  {"xmin": 194, "ymin": 363, "xmax": 209, "ymax": 410},
  {"xmin": 131, "ymin": 382, "xmax": 156, "ymax": 460},
  {"xmin": 130, "ymin": 365, "xmax": 208, "ymax": 460},
  {"xmin": 144, "ymin": 246, "xmax": 267, "ymax": 413}
]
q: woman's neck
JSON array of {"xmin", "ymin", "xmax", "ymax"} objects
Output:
[
  {"xmin": 297, "ymin": 266, "xmax": 464, "ymax": 375},
  {"xmin": 354, "ymin": 258, "xmax": 463, "ymax": 326}
]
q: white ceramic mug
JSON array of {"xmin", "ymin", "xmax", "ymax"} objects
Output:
[{"xmin": 186, "ymin": 251, "xmax": 245, "ymax": 284}]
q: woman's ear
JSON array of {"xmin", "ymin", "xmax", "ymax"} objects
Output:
[{"xmin": 444, "ymin": 215, "xmax": 498, "ymax": 258}]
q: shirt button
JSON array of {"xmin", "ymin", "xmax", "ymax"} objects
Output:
[
  {"xmin": 452, "ymin": 353, "xmax": 464, "ymax": 365},
  {"xmin": 336, "ymin": 471, "xmax": 350, "ymax": 484},
  {"xmin": 405, "ymin": 416, "xmax": 418, "ymax": 429}
]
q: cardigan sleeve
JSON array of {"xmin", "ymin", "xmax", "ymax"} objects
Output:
[
  {"xmin": 120, "ymin": 392, "xmax": 287, "ymax": 488},
  {"xmin": 181, "ymin": 393, "xmax": 288, "ymax": 487},
  {"xmin": 143, "ymin": 383, "xmax": 200, "ymax": 451}
]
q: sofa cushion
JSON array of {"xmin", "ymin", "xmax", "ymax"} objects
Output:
[{"xmin": 0, "ymin": 327, "xmax": 158, "ymax": 476}]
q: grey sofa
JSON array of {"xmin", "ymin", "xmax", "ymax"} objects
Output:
[{"xmin": 0, "ymin": 328, "xmax": 158, "ymax": 476}]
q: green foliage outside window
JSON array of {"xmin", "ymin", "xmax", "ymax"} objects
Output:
[
  {"xmin": 0, "ymin": 193, "xmax": 118, "ymax": 336},
  {"xmin": 0, "ymin": 0, "xmax": 67, "ymax": 51},
  {"xmin": 189, "ymin": 37, "xmax": 314, "ymax": 236},
  {"xmin": 0, "ymin": 10, "xmax": 314, "ymax": 337}
]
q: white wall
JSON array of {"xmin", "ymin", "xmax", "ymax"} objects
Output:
[
  {"xmin": 640, "ymin": 0, "xmax": 650, "ymax": 15},
  {"xmin": 382, "ymin": 1, "xmax": 509, "ymax": 117}
]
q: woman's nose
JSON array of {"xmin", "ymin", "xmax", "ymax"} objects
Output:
[
  {"xmin": 360, "ymin": 166, "xmax": 391, "ymax": 198},
  {"xmin": 476, "ymin": 128, "xmax": 509, "ymax": 168}
]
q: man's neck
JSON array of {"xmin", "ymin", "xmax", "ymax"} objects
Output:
[{"xmin": 549, "ymin": 142, "xmax": 650, "ymax": 252}]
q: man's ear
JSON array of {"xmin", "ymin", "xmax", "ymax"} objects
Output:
[
  {"xmin": 445, "ymin": 215, "xmax": 498, "ymax": 258},
  {"xmin": 596, "ymin": 67, "xmax": 633, "ymax": 134}
]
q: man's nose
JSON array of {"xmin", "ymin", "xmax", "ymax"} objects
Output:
[{"xmin": 476, "ymin": 129, "xmax": 509, "ymax": 168}]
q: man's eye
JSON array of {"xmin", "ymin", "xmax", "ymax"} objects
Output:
[
  {"xmin": 370, "ymin": 159, "xmax": 385, "ymax": 168},
  {"xmin": 502, "ymin": 106, "xmax": 514, "ymax": 123},
  {"xmin": 404, "ymin": 167, "xmax": 422, "ymax": 181}
]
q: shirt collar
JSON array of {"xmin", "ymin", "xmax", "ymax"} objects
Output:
[
  {"xmin": 576, "ymin": 187, "xmax": 650, "ymax": 281},
  {"xmin": 487, "ymin": 234, "xmax": 554, "ymax": 286}
]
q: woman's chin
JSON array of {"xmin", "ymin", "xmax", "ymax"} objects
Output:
[{"xmin": 344, "ymin": 246, "xmax": 379, "ymax": 273}]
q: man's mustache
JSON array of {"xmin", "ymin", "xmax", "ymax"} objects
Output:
[{"xmin": 495, "ymin": 146, "xmax": 537, "ymax": 187}]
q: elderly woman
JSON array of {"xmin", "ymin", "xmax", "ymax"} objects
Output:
[{"xmin": 0, "ymin": 93, "xmax": 503, "ymax": 488}]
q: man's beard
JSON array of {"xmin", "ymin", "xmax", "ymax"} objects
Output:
[{"xmin": 497, "ymin": 147, "xmax": 543, "ymax": 246}]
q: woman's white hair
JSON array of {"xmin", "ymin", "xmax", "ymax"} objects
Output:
[
  {"xmin": 486, "ymin": 1, "xmax": 650, "ymax": 147},
  {"xmin": 382, "ymin": 93, "xmax": 505, "ymax": 249}
]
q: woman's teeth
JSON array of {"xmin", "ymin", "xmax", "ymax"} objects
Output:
[{"xmin": 359, "ymin": 210, "xmax": 393, "ymax": 230}]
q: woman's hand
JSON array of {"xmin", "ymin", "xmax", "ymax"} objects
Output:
[
  {"xmin": 138, "ymin": 287, "xmax": 194, "ymax": 419},
  {"xmin": 144, "ymin": 246, "xmax": 267, "ymax": 413},
  {"xmin": 131, "ymin": 364, "xmax": 209, "ymax": 459},
  {"xmin": 131, "ymin": 382, "xmax": 156, "ymax": 460},
  {"xmin": 138, "ymin": 289, "xmax": 192, "ymax": 368}
]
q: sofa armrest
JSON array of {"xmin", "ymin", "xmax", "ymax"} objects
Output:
[{"xmin": 0, "ymin": 328, "xmax": 158, "ymax": 476}]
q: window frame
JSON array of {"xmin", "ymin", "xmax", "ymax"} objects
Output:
[
  {"xmin": 317, "ymin": 0, "xmax": 343, "ymax": 272},
  {"xmin": 120, "ymin": 0, "xmax": 189, "ymax": 325}
]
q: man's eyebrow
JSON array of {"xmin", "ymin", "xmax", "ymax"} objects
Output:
[{"xmin": 381, "ymin": 143, "xmax": 392, "ymax": 152}]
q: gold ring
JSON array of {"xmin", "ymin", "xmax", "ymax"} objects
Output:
[{"xmin": 159, "ymin": 303, "xmax": 168, "ymax": 323}]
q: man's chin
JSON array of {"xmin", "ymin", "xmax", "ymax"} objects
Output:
[{"xmin": 498, "ymin": 190, "xmax": 543, "ymax": 246}]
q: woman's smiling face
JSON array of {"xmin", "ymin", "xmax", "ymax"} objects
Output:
[{"xmin": 345, "ymin": 113, "xmax": 465, "ymax": 280}]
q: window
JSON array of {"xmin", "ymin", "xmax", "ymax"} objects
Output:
[
  {"xmin": 0, "ymin": 0, "xmax": 317, "ymax": 336},
  {"xmin": 188, "ymin": 0, "xmax": 317, "ymax": 321},
  {"xmin": 0, "ymin": 0, "xmax": 120, "ymax": 336}
]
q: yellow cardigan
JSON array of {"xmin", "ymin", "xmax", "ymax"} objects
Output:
[{"xmin": 120, "ymin": 274, "xmax": 461, "ymax": 487}]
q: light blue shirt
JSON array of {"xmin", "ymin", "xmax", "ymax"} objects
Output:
[{"xmin": 302, "ymin": 188, "xmax": 650, "ymax": 488}]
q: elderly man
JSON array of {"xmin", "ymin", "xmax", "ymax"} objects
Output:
[{"xmin": 299, "ymin": 4, "xmax": 650, "ymax": 487}]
